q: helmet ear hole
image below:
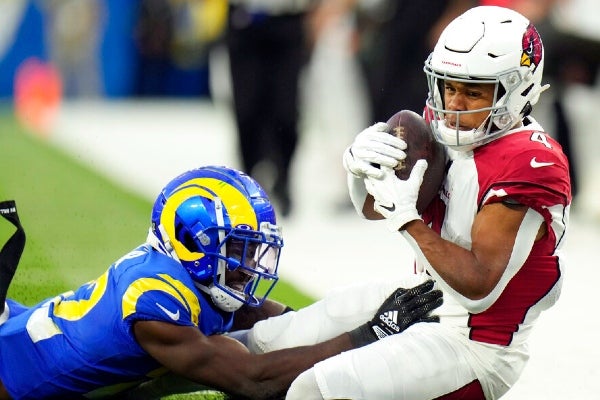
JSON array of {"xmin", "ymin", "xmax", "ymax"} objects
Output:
[
  {"xmin": 177, "ymin": 224, "xmax": 201, "ymax": 253},
  {"xmin": 520, "ymin": 83, "xmax": 533, "ymax": 97},
  {"xmin": 521, "ymin": 102, "xmax": 532, "ymax": 117}
]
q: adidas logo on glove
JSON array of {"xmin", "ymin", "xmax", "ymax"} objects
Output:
[{"xmin": 379, "ymin": 310, "xmax": 401, "ymax": 333}]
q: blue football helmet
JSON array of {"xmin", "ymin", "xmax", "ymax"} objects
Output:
[{"xmin": 149, "ymin": 165, "xmax": 283, "ymax": 312}]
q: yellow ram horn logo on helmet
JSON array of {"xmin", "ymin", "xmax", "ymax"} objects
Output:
[{"xmin": 160, "ymin": 178, "xmax": 257, "ymax": 263}]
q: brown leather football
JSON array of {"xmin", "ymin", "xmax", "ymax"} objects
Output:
[{"xmin": 362, "ymin": 110, "xmax": 447, "ymax": 219}]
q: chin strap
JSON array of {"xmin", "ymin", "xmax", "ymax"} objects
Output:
[
  {"xmin": 0, "ymin": 200, "xmax": 26, "ymax": 316},
  {"xmin": 193, "ymin": 279, "xmax": 244, "ymax": 313},
  {"xmin": 146, "ymin": 224, "xmax": 181, "ymax": 263},
  {"xmin": 208, "ymin": 284, "xmax": 244, "ymax": 312}
]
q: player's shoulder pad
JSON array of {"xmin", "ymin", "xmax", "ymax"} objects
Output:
[
  {"xmin": 479, "ymin": 130, "xmax": 571, "ymax": 207},
  {"xmin": 481, "ymin": 130, "xmax": 569, "ymax": 179}
]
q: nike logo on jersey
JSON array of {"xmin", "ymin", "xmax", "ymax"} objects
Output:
[
  {"xmin": 156, "ymin": 303, "xmax": 180, "ymax": 321},
  {"xmin": 530, "ymin": 157, "xmax": 554, "ymax": 169},
  {"xmin": 380, "ymin": 203, "xmax": 396, "ymax": 212}
]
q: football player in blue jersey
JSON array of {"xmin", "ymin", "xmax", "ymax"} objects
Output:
[{"xmin": 0, "ymin": 165, "xmax": 442, "ymax": 399}]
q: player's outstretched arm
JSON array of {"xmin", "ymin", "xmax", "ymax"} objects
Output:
[
  {"xmin": 133, "ymin": 280, "xmax": 442, "ymax": 399},
  {"xmin": 231, "ymin": 298, "xmax": 291, "ymax": 331}
]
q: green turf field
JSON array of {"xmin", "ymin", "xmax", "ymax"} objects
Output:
[{"xmin": 0, "ymin": 109, "xmax": 314, "ymax": 399}]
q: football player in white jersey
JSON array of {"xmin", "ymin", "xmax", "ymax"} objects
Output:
[{"xmin": 244, "ymin": 5, "xmax": 571, "ymax": 400}]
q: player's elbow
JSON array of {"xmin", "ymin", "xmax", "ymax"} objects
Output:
[{"xmin": 456, "ymin": 269, "xmax": 502, "ymax": 301}]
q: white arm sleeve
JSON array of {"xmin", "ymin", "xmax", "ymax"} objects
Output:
[
  {"xmin": 247, "ymin": 275, "xmax": 428, "ymax": 353},
  {"xmin": 347, "ymin": 173, "xmax": 368, "ymax": 217},
  {"xmin": 401, "ymin": 208, "xmax": 543, "ymax": 314}
]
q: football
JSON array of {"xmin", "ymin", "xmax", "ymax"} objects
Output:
[{"xmin": 363, "ymin": 109, "xmax": 447, "ymax": 219}]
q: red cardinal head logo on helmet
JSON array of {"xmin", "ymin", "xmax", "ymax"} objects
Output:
[{"xmin": 520, "ymin": 23, "xmax": 543, "ymax": 70}]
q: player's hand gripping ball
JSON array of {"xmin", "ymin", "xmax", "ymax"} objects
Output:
[
  {"xmin": 358, "ymin": 110, "xmax": 447, "ymax": 219},
  {"xmin": 363, "ymin": 110, "xmax": 447, "ymax": 220}
]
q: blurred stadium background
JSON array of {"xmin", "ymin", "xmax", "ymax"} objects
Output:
[{"xmin": 1, "ymin": 1, "xmax": 600, "ymax": 399}]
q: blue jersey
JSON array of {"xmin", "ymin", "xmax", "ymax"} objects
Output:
[{"xmin": 0, "ymin": 244, "xmax": 233, "ymax": 399}]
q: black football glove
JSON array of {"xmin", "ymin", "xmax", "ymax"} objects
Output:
[{"xmin": 348, "ymin": 280, "xmax": 443, "ymax": 348}]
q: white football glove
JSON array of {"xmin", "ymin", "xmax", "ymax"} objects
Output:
[
  {"xmin": 343, "ymin": 122, "xmax": 407, "ymax": 216},
  {"xmin": 342, "ymin": 122, "xmax": 407, "ymax": 179},
  {"xmin": 364, "ymin": 160, "xmax": 428, "ymax": 232}
]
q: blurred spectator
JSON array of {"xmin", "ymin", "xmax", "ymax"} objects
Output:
[
  {"xmin": 538, "ymin": 0, "xmax": 600, "ymax": 198},
  {"xmin": 133, "ymin": 0, "xmax": 174, "ymax": 96},
  {"xmin": 39, "ymin": 0, "xmax": 105, "ymax": 98},
  {"xmin": 225, "ymin": 0, "xmax": 319, "ymax": 217},
  {"xmin": 353, "ymin": 0, "xmax": 473, "ymax": 122},
  {"xmin": 301, "ymin": 0, "xmax": 372, "ymax": 213},
  {"xmin": 134, "ymin": 0, "xmax": 227, "ymax": 97}
]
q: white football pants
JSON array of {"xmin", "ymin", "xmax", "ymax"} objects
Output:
[{"xmin": 247, "ymin": 275, "xmax": 528, "ymax": 400}]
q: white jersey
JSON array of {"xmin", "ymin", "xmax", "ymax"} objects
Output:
[
  {"xmin": 420, "ymin": 119, "xmax": 570, "ymax": 347},
  {"xmin": 249, "ymin": 119, "xmax": 572, "ymax": 399}
]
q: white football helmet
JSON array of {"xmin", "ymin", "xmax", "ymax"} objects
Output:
[{"xmin": 424, "ymin": 6, "xmax": 549, "ymax": 151}]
